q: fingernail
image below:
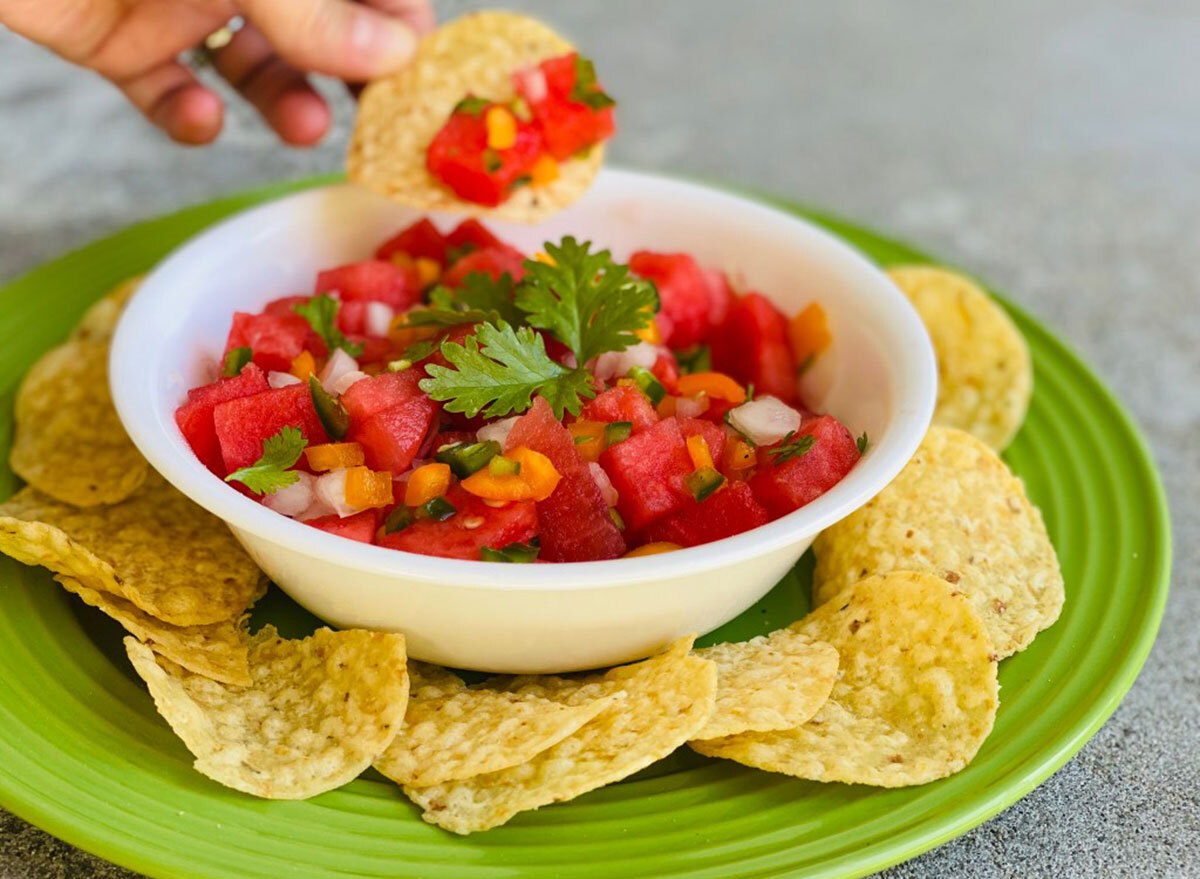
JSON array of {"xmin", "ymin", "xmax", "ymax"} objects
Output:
[{"xmin": 351, "ymin": 14, "xmax": 417, "ymax": 72}]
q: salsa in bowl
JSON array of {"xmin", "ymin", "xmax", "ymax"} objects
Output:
[{"xmin": 110, "ymin": 172, "xmax": 935, "ymax": 672}]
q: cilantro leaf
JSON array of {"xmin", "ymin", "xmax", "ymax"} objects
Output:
[
  {"xmin": 571, "ymin": 55, "xmax": 616, "ymax": 110},
  {"xmin": 222, "ymin": 346, "xmax": 253, "ymax": 377},
  {"xmin": 224, "ymin": 426, "xmax": 308, "ymax": 495},
  {"xmin": 405, "ymin": 273, "xmax": 526, "ymax": 328},
  {"xmin": 453, "ymin": 95, "xmax": 491, "ymax": 116},
  {"xmin": 420, "ymin": 322, "xmax": 594, "ymax": 419},
  {"xmin": 293, "ymin": 295, "xmax": 362, "ymax": 357},
  {"xmin": 767, "ymin": 431, "xmax": 816, "ymax": 465},
  {"xmin": 515, "ymin": 237, "xmax": 656, "ymax": 364},
  {"xmin": 857, "ymin": 431, "xmax": 870, "ymax": 455}
]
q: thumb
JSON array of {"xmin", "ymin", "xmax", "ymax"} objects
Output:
[{"xmin": 238, "ymin": 0, "xmax": 418, "ymax": 81}]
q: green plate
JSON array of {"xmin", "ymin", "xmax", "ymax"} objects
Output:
[{"xmin": 0, "ymin": 177, "xmax": 1171, "ymax": 879}]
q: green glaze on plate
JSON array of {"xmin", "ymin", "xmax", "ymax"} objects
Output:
[{"xmin": 0, "ymin": 177, "xmax": 1171, "ymax": 879}]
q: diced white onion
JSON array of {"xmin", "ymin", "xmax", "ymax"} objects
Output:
[
  {"xmin": 590, "ymin": 341, "xmax": 662, "ymax": 382},
  {"xmin": 675, "ymin": 393, "xmax": 709, "ymax": 419},
  {"xmin": 314, "ymin": 469, "xmax": 359, "ymax": 518},
  {"xmin": 515, "ymin": 66, "xmax": 548, "ymax": 103},
  {"xmin": 263, "ymin": 471, "xmax": 316, "ymax": 517},
  {"xmin": 267, "ymin": 370, "xmax": 302, "ymax": 389},
  {"xmin": 477, "ymin": 416, "xmax": 520, "ymax": 449},
  {"xmin": 319, "ymin": 348, "xmax": 360, "ymax": 394},
  {"xmin": 589, "ymin": 463, "xmax": 619, "ymax": 507},
  {"xmin": 330, "ymin": 369, "xmax": 369, "ymax": 396},
  {"xmin": 365, "ymin": 301, "xmax": 395, "ymax": 337},
  {"xmin": 727, "ymin": 396, "xmax": 802, "ymax": 446}
]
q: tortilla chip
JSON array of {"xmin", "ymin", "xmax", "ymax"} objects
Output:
[
  {"xmin": 55, "ymin": 575, "xmax": 252, "ymax": 685},
  {"xmin": 10, "ymin": 335, "xmax": 147, "ymax": 507},
  {"xmin": 0, "ymin": 474, "xmax": 264, "ymax": 626},
  {"xmin": 812, "ymin": 426, "xmax": 1064, "ymax": 658},
  {"xmin": 375, "ymin": 663, "xmax": 615, "ymax": 787},
  {"xmin": 404, "ymin": 637, "xmax": 717, "ymax": 834},
  {"xmin": 887, "ymin": 265, "xmax": 1032, "ymax": 450},
  {"xmin": 690, "ymin": 629, "xmax": 839, "ymax": 741},
  {"xmin": 71, "ymin": 275, "xmax": 142, "ymax": 343},
  {"xmin": 692, "ymin": 572, "xmax": 998, "ymax": 786},
  {"xmin": 347, "ymin": 11, "xmax": 603, "ymax": 223},
  {"xmin": 126, "ymin": 626, "xmax": 409, "ymax": 799}
]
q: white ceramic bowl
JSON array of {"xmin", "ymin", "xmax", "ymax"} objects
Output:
[{"xmin": 111, "ymin": 171, "xmax": 935, "ymax": 673}]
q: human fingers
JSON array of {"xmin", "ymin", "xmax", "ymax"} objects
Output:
[{"xmin": 116, "ymin": 60, "xmax": 224, "ymax": 145}]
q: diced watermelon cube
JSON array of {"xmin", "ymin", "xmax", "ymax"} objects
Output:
[
  {"xmin": 748, "ymin": 414, "xmax": 860, "ymax": 517},
  {"xmin": 641, "ymin": 481, "xmax": 769, "ymax": 547},
  {"xmin": 600, "ymin": 417, "xmax": 694, "ymax": 532},
  {"xmin": 213, "ymin": 383, "xmax": 330, "ymax": 474},
  {"xmin": 630, "ymin": 252, "xmax": 712, "ymax": 349},
  {"xmin": 701, "ymin": 268, "xmax": 734, "ymax": 327},
  {"xmin": 426, "ymin": 105, "xmax": 543, "ymax": 206},
  {"xmin": 224, "ymin": 311, "xmax": 310, "ymax": 373},
  {"xmin": 306, "ymin": 509, "xmax": 379, "ymax": 544},
  {"xmin": 440, "ymin": 245, "xmax": 527, "ymax": 289},
  {"xmin": 342, "ymin": 371, "xmax": 438, "ymax": 474},
  {"xmin": 175, "ymin": 363, "xmax": 269, "ymax": 474},
  {"xmin": 445, "ymin": 219, "xmax": 505, "ymax": 257},
  {"xmin": 341, "ymin": 370, "xmax": 424, "ymax": 421},
  {"xmin": 375, "ymin": 218, "xmax": 448, "ymax": 266},
  {"xmin": 263, "ymin": 295, "xmax": 310, "ymax": 317},
  {"xmin": 514, "ymin": 53, "xmax": 615, "ymax": 161},
  {"xmin": 579, "ymin": 385, "xmax": 658, "ymax": 434},
  {"xmin": 710, "ymin": 293, "xmax": 799, "ymax": 405},
  {"xmin": 315, "ymin": 260, "xmax": 422, "ymax": 310},
  {"xmin": 379, "ymin": 486, "xmax": 537, "ymax": 560},
  {"xmin": 337, "ymin": 300, "xmax": 369, "ymax": 336},
  {"xmin": 678, "ymin": 416, "xmax": 726, "ymax": 467},
  {"xmin": 505, "ymin": 397, "xmax": 625, "ymax": 561}
]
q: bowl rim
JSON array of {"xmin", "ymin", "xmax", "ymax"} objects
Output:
[{"xmin": 110, "ymin": 169, "xmax": 936, "ymax": 591}]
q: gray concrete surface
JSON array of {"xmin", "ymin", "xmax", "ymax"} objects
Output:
[{"xmin": 1, "ymin": 1, "xmax": 1197, "ymax": 876}]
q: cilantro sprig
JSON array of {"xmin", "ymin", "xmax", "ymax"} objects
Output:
[
  {"xmin": 224, "ymin": 426, "xmax": 308, "ymax": 495},
  {"xmin": 412, "ymin": 237, "xmax": 657, "ymax": 419},
  {"xmin": 516, "ymin": 237, "xmax": 657, "ymax": 365},
  {"xmin": 767, "ymin": 431, "xmax": 816, "ymax": 465},
  {"xmin": 420, "ymin": 322, "xmax": 594, "ymax": 419},
  {"xmin": 294, "ymin": 294, "xmax": 363, "ymax": 357},
  {"xmin": 571, "ymin": 55, "xmax": 616, "ymax": 110}
]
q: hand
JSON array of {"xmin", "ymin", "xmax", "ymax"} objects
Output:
[{"xmin": 1, "ymin": 0, "xmax": 435, "ymax": 146}]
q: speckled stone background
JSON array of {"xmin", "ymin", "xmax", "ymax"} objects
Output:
[{"xmin": 1, "ymin": 0, "xmax": 1196, "ymax": 876}]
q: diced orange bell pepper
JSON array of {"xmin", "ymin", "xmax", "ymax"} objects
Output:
[
  {"xmin": 723, "ymin": 438, "xmax": 756, "ymax": 472},
  {"xmin": 677, "ymin": 371, "xmax": 746, "ymax": 404},
  {"xmin": 686, "ymin": 435, "xmax": 715, "ymax": 471},
  {"xmin": 415, "ymin": 257, "xmax": 441, "ymax": 288},
  {"xmin": 290, "ymin": 350, "xmax": 316, "ymax": 381},
  {"xmin": 634, "ymin": 311, "xmax": 662, "ymax": 344},
  {"xmin": 530, "ymin": 154, "xmax": 560, "ymax": 187},
  {"xmin": 305, "ymin": 442, "xmax": 365, "ymax": 471},
  {"xmin": 404, "ymin": 462, "xmax": 451, "ymax": 507},
  {"xmin": 461, "ymin": 446, "xmax": 561, "ymax": 502},
  {"xmin": 485, "ymin": 106, "xmax": 518, "ymax": 150},
  {"xmin": 567, "ymin": 420, "xmax": 607, "ymax": 463},
  {"xmin": 624, "ymin": 542, "xmax": 683, "ymax": 557},
  {"xmin": 344, "ymin": 466, "xmax": 394, "ymax": 508},
  {"xmin": 788, "ymin": 302, "xmax": 831, "ymax": 370},
  {"xmin": 655, "ymin": 395, "xmax": 679, "ymax": 418},
  {"xmin": 388, "ymin": 319, "xmax": 440, "ymax": 348}
]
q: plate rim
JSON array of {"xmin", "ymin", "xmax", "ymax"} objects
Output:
[{"xmin": 0, "ymin": 173, "xmax": 1173, "ymax": 879}]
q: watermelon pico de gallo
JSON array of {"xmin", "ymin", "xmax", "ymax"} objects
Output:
[
  {"xmin": 175, "ymin": 216, "xmax": 865, "ymax": 563},
  {"xmin": 426, "ymin": 52, "xmax": 615, "ymax": 206}
]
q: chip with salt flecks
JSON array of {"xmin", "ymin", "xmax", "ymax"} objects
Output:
[
  {"xmin": 0, "ymin": 474, "xmax": 264, "ymax": 626},
  {"xmin": 71, "ymin": 275, "xmax": 142, "ymax": 343},
  {"xmin": 125, "ymin": 626, "xmax": 409, "ymax": 799},
  {"xmin": 9, "ymin": 334, "xmax": 147, "ymax": 507},
  {"xmin": 55, "ymin": 575, "xmax": 254, "ymax": 685},
  {"xmin": 403, "ymin": 636, "xmax": 716, "ymax": 834},
  {"xmin": 375, "ymin": 662, "xmax": 615, "ymax": 787},
  {"xmin": 812, "ymin": 425, "xmax": 1063, "ymax": 658},
  {"xmin": 690, "ymin": 628, "xmax": 839, "ymax": 741},
  {"xmin": 347, "ymin": 11, "xmax": 603, "ymax": 223},
  {"xmin": 691, "ymin": 572, "xmax": 998, "ymax": 787},
  {"xmin": 887, "ymin": 265, "xmax": 1032, "ymax": 451}
]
